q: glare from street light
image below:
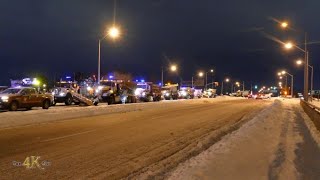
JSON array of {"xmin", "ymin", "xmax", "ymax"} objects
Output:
[
  {"xmin": 277, "ymin": 72, "xmax": 282, "ymax": 76},
  {"xmin": 279, "ymin": 76, "xmax": 283, "ymax": 79},
  {"xmin": 170, "ymin": 65, "xmax": 177, "ymax": 72},
  {"xmin": 210, "ymin": 69, "xmax": 214, "ymax": 73},
  {"xmin": 225, "ymin": 78, "xmax": 230, "ymax": 82},
  {"xmin": 284, "ymin": 42, "xmax": 293, "ymax": 49},
  {"xmin": 281, "ymin": 22, "xmax": 288, "ymax": 28},
  {"xmin": 296, "ymin": 60, "xmax": 303, "ymax": 65},
  {"xmin": 281, "ymin": 70, "xmax": 286, "ymax": 75},
  {"xmin": 108, "ymin": 26, "xmax": 120, "ymax": 39},
  {"xmin": 198, "ymin": 72, "xmax": 204, "ymax": 77}
]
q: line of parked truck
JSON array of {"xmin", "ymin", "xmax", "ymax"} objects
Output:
[{"xmin": 0, "ymin": 78, "xmax": 218, "ymax": 111}]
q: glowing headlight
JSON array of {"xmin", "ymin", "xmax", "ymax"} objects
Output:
[
  {"xmin": 181, "ymin": 91, "xmax": 187, "ymax": 96},
  {"xmin": 1, "ymin": 96, "xmax": 9, "ymax": 102},
  {"xmin": 59, "ymin": 92, "xmax": 65, "ymax": 96},
  {"xmin": 87, "ymin": 87, "xmax": 92, "ymax": 91},
  {"xmin": 165, "ymin": 93, "xmax": 170, "ymax": 96},
  {"xmin": 135, "ymin": 89, "xmax": 140, "ymax": 96}
]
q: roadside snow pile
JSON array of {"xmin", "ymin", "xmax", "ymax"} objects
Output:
[
  {"xmin": 0, "ymin": 97, "xmax": 242, "ymax": 129},
  {"xmin": 168, "ymin": 99, "xmax": 320, "ymax": 180}
]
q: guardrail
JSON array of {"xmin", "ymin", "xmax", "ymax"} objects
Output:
[{"xmin": 300, "ymin": 100, "xmax": 320, "ymax": 131}]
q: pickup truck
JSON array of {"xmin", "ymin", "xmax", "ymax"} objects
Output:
[{"xmin": 0, "ymin": 87, "xmax": 53, "ymax": 111}]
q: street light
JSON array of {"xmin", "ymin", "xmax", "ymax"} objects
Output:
[
  {"xmin": 192, "ymin": 71, "xmax": 204, "ymax": 88},
  {"xmin": 296, "ymin": 59, "xmax": 314, "ymax": 97},
  {"xmin": 221, "ymin": 78, "xmax": 230, "ymax": 95},
  {"xmin": 279, "ymin": 70, "xmax": 294, "ymax": 97},
  {"xmin": 161, "ymin": 64, "xmax": 178, "ymax": 87},
  {"xmin": 108, "ymin": 27, "xmax": 120, "ymax": 39},
  {"xmin": 279, "ymin": 20, "xmax": 309, "ymax": 101},
  {"xmin": 284, "ymin": 42, "xmax": 293, "ymax": 49},
  {"xmin": 98, "ymin": 26, "xmax": 121, "ymax": 83},
  {"xmin": 281, "ymin": 22, "xmax": 288, "ymax": 29},
  {"xmin": 205, "ymin": 69, "xmax": 214, "ymax": 90}
]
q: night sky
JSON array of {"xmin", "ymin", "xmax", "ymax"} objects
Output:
[{"xmin": 1, "ymin": 0, "xmax": 320, "ymax": 91}]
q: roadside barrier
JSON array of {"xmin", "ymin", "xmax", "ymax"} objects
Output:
[{"xmin": 300, "ymin": 100, "xmax": 320, "ymax": 131}]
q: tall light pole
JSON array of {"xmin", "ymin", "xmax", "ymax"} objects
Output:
[
  {"xmin": 161, "ymin": 64, "xmax": 177, "ymax": 87},
  {"xmin": 98, "ymin": 26, "xmax": 120, "ymax": 83},
  {"xmin": 279, "ymin": 70, "xmax": 294, "ymax": 97},
  {"xmin": 280, "ymin": 21, "xmax": 309, "ymax": 100},
  {"xmin": 192, "ymin": 71, "xmax": 204, "ymax": 88},
  {"xmin": 205, "ymin": 69, "xmax": 214, "ymax": 90},
  {"xmin": 296, "ymin": 59, "xmax": 314, "ymax": 99},
  {"xmin": 221, "ymin": 78, "xmax": 230, "ymax": 95}
]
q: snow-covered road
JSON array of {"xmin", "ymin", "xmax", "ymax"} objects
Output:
[
  {"xmin": 0, "ymin": 98, "xmax": 270, "ymax": 179},
  {"xmin": 1, "ymin": 98, "xmax": 319, "ymax": 180},
  {"xmin": 169, "ymin": 99, "xmax": 320, "ymax": 180}
]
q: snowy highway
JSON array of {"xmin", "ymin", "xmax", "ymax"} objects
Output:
[{"xmin": 0, "ymin": 98, "xmax": 319, "ymax": 179}]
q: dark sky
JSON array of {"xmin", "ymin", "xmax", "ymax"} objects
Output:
[{"xmin": 1, "ymin": 0, "xmax": 320, "ymax": 90}]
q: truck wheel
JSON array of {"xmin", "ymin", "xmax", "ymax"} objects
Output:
[
  {"xmin": 74, "ymin": 102, "xmax": 80, "ymax": 105},
  {"xmin": 127, "ymin": 96, "xmax": 132, "ymax": 103},
  {"xmin": 147, "ymin": 96, "xmax": 153, "ymax": 102},
  {"xmin": 42, "ymin": 100, "xmax": 50, "ymax": 109},
  {"xmin": 108, "ymin": 96, "xmax": 115, "ymax": 105},
  {"xmin": 65, "ymin": 95, "xmax": 73, "ymax": 106},
  {"xmin": 9, "ymin": 101, "xmax": 19, "ymax": 111}
]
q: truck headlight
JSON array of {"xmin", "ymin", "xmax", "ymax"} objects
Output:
[
  {"xmin": 135, "ymin": 89, "xmax": 140, "ymax": 96},
  {"xmin": 181, "ymin": 91, "xmax": 187, "ymax": 96},
  {"xmin": 1, "ymin": 96, "xmax": 9, "ymax": 102}
]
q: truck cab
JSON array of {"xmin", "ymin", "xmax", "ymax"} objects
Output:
[
  {"xmin": 135, "ymin": 82, "xmax": 161, "ymax": 102},
  {"xmin": 161, "ymin": 84, "xmax": 179, "ymax": 100},
  {"xmin": 52, "ymin": 81, "xmax": 79, "ymax": 105}
]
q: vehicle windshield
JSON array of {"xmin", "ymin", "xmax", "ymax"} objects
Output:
[
  {"xmin": 0, "ymin": 88, "xmax": 21, "ymax": 94},
  {"xmin": 137, "ymin": 85, "xmax": 148, "ymax": 89},
  {"xmin": 55, "ymin": 82, "xmax": 75, "ymax": 88},
  {"xmin": 100, "ymin": 82, "xmax": 114, "ymax": 86}
]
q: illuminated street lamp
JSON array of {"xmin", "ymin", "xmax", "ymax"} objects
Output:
[
  {"xmin": 205, "ymin": 69, "xmax": 214, "ymax": 90},
  {"xmin": 279, "ymin": 70, "xmax": 294, "ymax": 97},
  {"xmin": 170, "ymin": 65, "xmax": 177, "ymax": 72},
  {"xmin": 192, "ymin": 71, "xmax": 204, "ymax": 88},
  {"xmin": 281, "ymin": 21, "xmax": 288, "ymax": 29},
  {"xmin": 296, "ymin": 59, "xmax": 314, "ymax": 96},
  {"xmin": 284, "ymin": 42, "xmax": 293, "ymax": 49},
  {"xmin": 161, "ymin": 64, "xmax": 178, "ymax": 87},
  {"xmin": 221, "ymin": 78, "xmax": 230, "ymax": 95},
  {"xmin": 278, "ymin": 20, "xmax": 309, "ymax": 100},
  {"xmin": 98, "ymin": 26, "xmax": 121, "ymax": 83}
]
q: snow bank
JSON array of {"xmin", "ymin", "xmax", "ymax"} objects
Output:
[{"xmin": 168, "ymin": 99, "xmax": 320, "ymax": 180}]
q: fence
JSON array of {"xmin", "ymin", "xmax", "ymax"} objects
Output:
[{"xmin": 300, "ymin": 100, "xmax": 320, "ymax": 131}]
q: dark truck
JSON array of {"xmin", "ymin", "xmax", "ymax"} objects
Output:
[
  {"xmin": 161, "ymin": 84, "xmax": 179, "ymax": 100},
  {"xmin": 135, "ymin": 82, "xmax": 162, "ymax": 102},
  {"xmin": 99, "ymin": 80, "xmax": 137, "ymax": 105},
  {"xmin": 0, "ymin": 87, "xmax": 53, "ymax": 111}
]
